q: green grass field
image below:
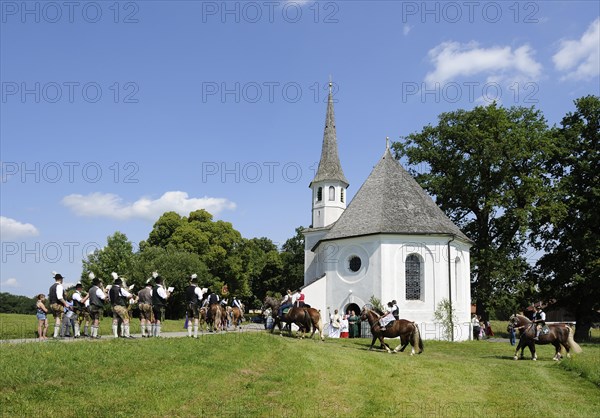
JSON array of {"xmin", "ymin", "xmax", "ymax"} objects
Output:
[
  {"xmin": 0, "ymin": 313, "xmax": 191, "ymax": 340},
  {"xmin": 1, "ymin": 314, "xmax": 599, "ymax": 417}
]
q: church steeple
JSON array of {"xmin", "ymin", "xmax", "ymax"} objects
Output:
[
  {"xmin": 310, "ymin": 82, "xmax": 349, "ymax": 188},
  {"xmin": 310, "ymin": 81, "xmax": 349, "ymax": 228}
]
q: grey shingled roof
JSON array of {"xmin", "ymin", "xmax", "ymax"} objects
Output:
[
  {"xmin": 314, "ymin": 147, "xmax": 470, "ymax": 247},
  {"xmin": 309, "ymin": 89, "xmax": 349, "ymax": 187}
]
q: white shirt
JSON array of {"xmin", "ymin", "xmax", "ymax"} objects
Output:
[
  {"xmin": 291, "ymin": 292, "xmax": 300, "ymax": 304},
  {"xmin": 192, "ymin": 286, "xmax": 203, "ymax": 299},
  {"xmin": 55, "ymin": 283, "xmax": 64, "ymax": 301},
  {"xmin": 119, "ymin": 287, "xmax": 132, "ymax": 298},
  {"xmin": 156, "ymin": 285, "xmax": 167, "ymax": 299},
  {"xmin": 72, "ymin": 291, "xmax": 83, "ymax": 303},
  {"xmin": 340, "ymin": 318, "xmax": 349, "ymax": 333},
  {"xmin": 96, "ymin": 288, "xmax": 106, "ymax": 300}
]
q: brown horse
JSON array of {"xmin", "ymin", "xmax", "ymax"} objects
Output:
[
  {"xmin": 199, "ymin": 307, "xmax": 208, "ymax": 331},
  {"xmin": 360, "ymin": 307, "xmax": 423, "ymax": 355},
  {"xmin": 207, "ymin": 304, "xmax": 222, "ymax": 332},
  {"xmin": 228, "ymin": 305, "xmax": 245, "ymax": 329},
  {"xmin": 262, "ymin": 296, "xmax": 324, "ymax": 340},
  {"xmin": 508, "ymin": 314, "xmax": 582, "ymax": 361}
]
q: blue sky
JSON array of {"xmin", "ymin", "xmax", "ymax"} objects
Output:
[{"xmin": 1, "ymin": 0, "xmax": 599, "ymax": 296}]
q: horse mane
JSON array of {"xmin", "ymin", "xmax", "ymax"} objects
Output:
[{"xmin": 372, "ymin": 307, "xmax": 384, "ymax": 316}]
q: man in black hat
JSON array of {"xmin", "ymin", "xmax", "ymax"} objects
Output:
[
  {"xmin": 185, "ymin": 274, "xmax": 204, "ymax": 338},
  {"xmin": 49, "ymin": 272, "xmax": 70, "ymax": 338},
  {"xmin": 109, "ymin": 273, "xmax": 135, "ymax": 338},
  {"xmin": 87, "ymin": 274, "xmax": 107, "ymax": 339}
]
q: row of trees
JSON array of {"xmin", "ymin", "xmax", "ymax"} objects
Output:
[
  {"xmin": 393, "ymin": 95, "xmax": 599, "ymax": 340},
  {"xmin": 80, "ymin": 211, "xmax": 305, "ymax": 318}
]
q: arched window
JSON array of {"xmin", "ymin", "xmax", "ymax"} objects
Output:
[
  {"xmin": 405, "ymin": 254, "xmax": 422, "ymax": 301},
  {"xmin": 328, "ymin": 186, "xmax": 335, "ymax": 201},
  {"xmin": 317, "ymin": 187, "xmax": 322, "ymax": 202}
]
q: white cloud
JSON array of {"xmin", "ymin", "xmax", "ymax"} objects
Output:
[
  {"xmin": 425, "ymin": 41, "xmax": 542, "ymax": 85},
  {"xmin": 553, "ymin": 18, "xmax": 600, "ymax": 81},
  {"xmin": 403, "ymin": 25, "xmax": 412, "ymax": 36},
  {"xmin": 61, "ymin": 191, "xmax": 236, "ymax": 220},
  {"xmin": 1, "ymin": 278, "xmax": 19, "ymax": 288},
  {"xmin": 0, "ymin": 216, "xmax": 40, "ymax": 239}
]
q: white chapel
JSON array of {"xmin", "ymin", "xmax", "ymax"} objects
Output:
[{"xmin": 302, "ymin": 85, "xmax": 473, "ymax": 341}]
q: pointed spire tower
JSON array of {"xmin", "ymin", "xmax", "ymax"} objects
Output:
[{"xmin": 310, "ymin": 81, "xmax": 349, "ymax": 228}]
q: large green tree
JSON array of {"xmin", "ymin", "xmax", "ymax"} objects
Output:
[
  {"xmin": 393, "ymin": 103, "xmax": 552, "ymax": 316},
  {"xmin": 280, "ymin": 226, "xmax": 305, "ymax": 292},
  {"xmin": 81, "ymin": 231, "xmax": 135, "ymax": 287},
  {"xmin": 131, "ymin": 245, "xmax": 212, "ymax": 319},
  {"xmin": 533, "ymin": 95, "xmax": 600, "ymax": 340}
]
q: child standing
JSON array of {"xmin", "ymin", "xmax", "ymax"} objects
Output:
[{"xmin": 36, "ymin": 294, "xmax": 48, "ymax": 340}]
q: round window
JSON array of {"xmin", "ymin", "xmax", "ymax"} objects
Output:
[{"xmin": 348, "ymin": 256, "xmax": 362, "ymax": 272}]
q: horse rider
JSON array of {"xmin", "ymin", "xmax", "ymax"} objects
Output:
[
  {"xmin": 49, "ymin": 272, "xmax": 70, "ymax": 339},
  {"xmin": 278, "ymin": 289, "xmax": 293, "ymax": 318},
  {"xmin": 185, "ymin": 274, "xmax": 204, "ymax": 338},
  {"xmin": 533, "ymin": 305, "xmax": 546, "ymax": 340},
  {"xmin": 291, "ymin": 289, "xmax": 300, "ymax": 307},
  {"xmin": 379, "ymin": 302, "xmax": 395, "ymax": 331},
  {"xmin": 205, "ymin": 289, "xmax": 220, "ymax": 324},
  {"xmin": 391, "ymin": 300, "xmax": 399, "ymax": 320},
  {"xmin": 295, "ymin": 289, "xmax": 306, "ymax": 308},
  {"xmin": 232, "ymin": 295, "xmax": 243, "ymax": 311}
]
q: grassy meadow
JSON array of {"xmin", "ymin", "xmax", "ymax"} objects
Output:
[
  {"xmin": 1, "ymin": 314, "xmax": 599, "ymax": 417},
  {"xmin": 0, "ymin": 313, "xmax": 189, "ymax": 340}
]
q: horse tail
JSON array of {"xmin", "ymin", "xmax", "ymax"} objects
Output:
[
  {"xmin": 413, "ymin": 323, "xmax": 423, "ymax": 354},
  {"xmin": 567, "ymin": 326, "xmax": 583, "ymax": 353},
  {"xmin": 214, "ymin": 306, "xmax": 222, "ymax": 331},
  {"xmin": 303, "ymin": 309, "xmax": 311, "ymax": 332},
  {"xmin": 316, "ymin": 310, "xmax": 324, "ymax": 341}
]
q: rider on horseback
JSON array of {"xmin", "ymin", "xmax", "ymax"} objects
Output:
[
  {"xmin": 533, "ymin": 305, "xmax": 546, "ymax": 340},
  {"xmin": 205, "ymin": 289, "xmax": 220, "ymax": 323},
  {"xmin": 379, "ymin": 302, "xmax": 395, "ymax": 331},
  {"xmin": 277, "ymin": 290, "xmax": 293, "ymax": 318}
]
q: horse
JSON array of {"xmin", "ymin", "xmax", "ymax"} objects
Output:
[
  {"xmin": 262, "ymin": 296, "xmax": 324, "ymax": 340},
  {"xmin": 228, "ymin": 305, "xmax": 245, "ymax": 329},
  {"xmin": 360, "ymin": 307, "xmax": 423, "ymax": 355},
  {"xmin": 508, "ymin": 314, "xmax": 582, "ymax": 361},
  {"xmin": 206, "ymin": 304, "xmax": 222, "ymax": 332},
  {"xmin": 199, "ymin": 307, "xmax": 208, "ymax": 332}
]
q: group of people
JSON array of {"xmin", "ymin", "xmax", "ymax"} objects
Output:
[
  {"xmin": 36, "ymin": 271, "xmax": 246, "ymax": 341},
  {"xmin": 328, "ymin": 309, "xmax": 361, "ymax": 338},
  {"xmin": 37, "ymin": 271, "xmax": 172, "ymax": 340},
  {"xmin": 471, "ymin": 314, "xmax": 495, "ymax": 340}
]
